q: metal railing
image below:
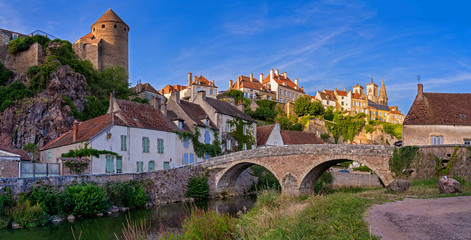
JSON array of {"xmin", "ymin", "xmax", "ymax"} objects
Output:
[{"xmin": 20, "ymin": 162, "xmax": 60, "ymax": 178}]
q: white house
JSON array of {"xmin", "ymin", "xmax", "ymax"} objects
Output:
[
  {"xmin": 262, "ymin": 69, "xmax": 305, "ymax": 103},
  {"xmin": 256, "ymin": 123, "xmax": 324, "ymax": 147},
  {"xmin": 40, "ymin": 98, "xmax": 196, "ymax": 174}
]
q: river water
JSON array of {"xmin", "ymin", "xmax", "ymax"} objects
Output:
[{"xmin": 0, "ymin": 195, "xmax": 256, "ymax": 240}]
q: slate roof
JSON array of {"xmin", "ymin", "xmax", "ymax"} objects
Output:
[
  {"xmin": 205, "ymin": 98, "xmax": 255, "ymax": 122},
  {"xmin": 0, "ymin": 148, "xmax": 32, "ymax": 161},
  {"xmin": 131, "ymin": 83, "xmax": 160, "ymax": 94},
  {"xmin": 41, "ymin": 99, "xmax": 176, "ymax": 150},
  {"xmin": 281, "ymin": 130, "xmax": 323, "ymax": 145},
  {"xmin": 367, "ymin": 100, "xmax": 390, "ymax": 111},
  {"xmin": 404, "ymin": 92, "xmax": 471, "ymax": 125},
  {"xmin": 179, "ymin": 100, "xmax": 217, "ymax": 129},
  {"xmin": 263, "ymin": 73, "xmax": 304, "ymax": 93},
  {"xmin": 256, "ymin": 125, "xmax": 276, "ymax": 146}
]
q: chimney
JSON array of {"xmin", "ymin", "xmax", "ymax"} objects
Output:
[
  {"xmin": 270, "ymin": 69, "xmax": 274, "ymax": 80},
  {"xmin": 335, "ymin": 88, "xmax": 337, "ymax": 91},
  {"xmin": 211, "ymin": 80, "xmax": 215, "ymax": 86},
  {"xmin": 137, "ymin": 82, "xmax": 142, "ymax": 92},
  {"xmin": 150, "ymin": 96, "xmax": 158, "ymax": 109},
  {"xmin": 260, "ymin": 73, "xmax": 263, "ymax": 82},
  {"xmin": 176, "ymin": 91, "xmax": 180, "ymax": 103},
  {"xmin": 188, "ymin": 72, "xmax": 192, "ymax": 86},
  {"xmin": 295, "ymin": 78, "xmax": 299, "ymax": 86},
  {"xmin": 229, "ymin": 79, "xmax": 233, "ymax": 89},
  {"xmin": 72, "ymin": 120, "xmax": 79, "ymax": 142},
  {"xmin": 160, "ymin": 103, "xmax": 167, "ymax": 117},
  {"xmin": 282, "ymin": 72, "xmax": 287, "ymax": 78},
  {"xmin": 344, "ymin": 88, "xmax": 347, "ymax": 91},
  {"xmin": 250, "ymin": 73, "xmax": 253, "ymax": 82},
  {"xmin": 198, "ymin": 90, "xmax": 206, "ymax": 100},
  {"xmin": 417, "ymin": 84, "xmax": 423, "ymax": 100},
  {"xmin": 275, "ymin": 69, "xmax": 279, "ymax": 75}
]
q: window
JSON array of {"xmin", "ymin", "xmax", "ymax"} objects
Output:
[
  {"xmin": 184, "ymin": 138, "xmax": 189, "ymax": 148},
  {"xmin": 189, "ymin": 154, "xmax": 194, "ymax": 164},
  {"xmin": 184, "ymin": 154, "xmax": 189, "ymax": 164},
  {"xmin": 163, "ymin": 162, "xmax": 170, "ymax": 170},
  {"xmin": 148, "ymin": 161, "xmax": 155, "ymax": 172},
  {"xmin": 83, "ymin": 44, "xmax": 87, "ymax": 50},
  {"xmin": 326, "ymin": 100, "xmax": 329, "ymax": 105},
  {"xmin": 204, "ymin": 152, "xmax": 209, "ymax": 160},
  {"xmin": 114, "ymin": 24, "xmax": 117, "ymax": 28},
  {"xmin": 283, "ymin": 90, "xmax": 286, "ymax": 96},
  {"xmin": 101, "ymin": 24, "xmax": 105, "ymax": 28},
  {"xmin": 48, "ymin": 151, "xmax": 51, "ymax": 161},
  {"xmin": 226, "ymin": 139, "xmax": 231, "ymax": 151},
  {"xmin": 243, "ymin": 125, "xmax": 246, "ymax": 135},
  {"xmin": 106, "ymin": 155, "xmax": 114, "ymax": 173},
  {"xmin": 226, "ymin": 122, "xmax": 231, "ymax": 132},
  {"xmin": 464, "ymin": 139, "xmax": 471, "ymax": 145},
  {"xmin": 116, "ymin": 157, "xmax": 122, "ymax": 174},
  {"xmin": 250, "ymin": 93, "xmax": 253, "ymax": 99},
  {"xmin": 178, "ymin": 121, "xmax": 183, "ymax": 129},
  {"xmin": 121, "ymin": 135, "xmax": 127, "ymax": 151},
  {"xmin": 124, "ymin": 28, "xmax": 127, "ymax": 31},
  {"xmin": 157, "ymin": 138, "xmax": 164, "ymax": 153},
  {"xmin": 205, "ymin": 118, "xmax": 209, "ymax": 126},
  {"xmin": 431, "ymin": 136, "xmax": 443, "ymax": 145},
  {"xmin": 136, "ymin": 162, "xmax": 143, "ymax": 172},
  {"xmin": 210, "ymin": 89, "xmax": 213, "ymax": 95},
  {"xmin": 243, "ymin": 143, "xmax": 247, "ymax": 150},
  {"xmin": 205, "ymin": 131, "xmax": 210, "ymax": 144},
  {"xmin": 93, "ymin": 28, "xmax": 95, "ymax": 32},
  {"xmin": 142, "ymin": 137, "xmax": 149, "ymax": 153},
  {"xmin": 244, "ymin": 92, "xmax": 248, "ymax": 98}
]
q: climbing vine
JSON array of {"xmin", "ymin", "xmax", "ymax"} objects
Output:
[
  {"xmin": 435, "ymin": 146, "xmax": 459, "ymax": 176},
  {"xmin": 175, "ymin": 127, "xmax": 222, "ymax": 158},
  {"xmin": 61, "ymin": 147, "xmax": 119, "ymax": 158},
  {"xmin": 388, "ymin": 146, "xmax": 419, "ymax": 177},
  {"xmin": 228, "ymin": 118, "xmax": 256, "ymax": 151}
]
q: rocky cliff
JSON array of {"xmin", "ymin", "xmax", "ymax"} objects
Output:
[{"xmin": 0, "ymin": 65, "xmax": 86, "ymax": 148}]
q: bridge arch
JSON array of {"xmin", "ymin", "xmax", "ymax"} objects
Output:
[{"xmin": 204, "ymin": 144, "xmax": 395, "ymax": 196}]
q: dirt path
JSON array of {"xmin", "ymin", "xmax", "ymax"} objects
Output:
[{"xmin": 366, "ymin": 196, "xmax": 471, "ymax": 240}]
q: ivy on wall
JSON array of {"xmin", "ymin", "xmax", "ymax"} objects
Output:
[
  {"xmin": 228, "ymin": 118, "xmax": 256, "ymax": 151},
  {"xmin": 435, "ymin": 146, "xmax": 459, "ymax": 176},
  {"xmin": 61, "ymin": 147, "xmax": 119, "ymax": 158},
  {"xmin": 388, "ymin": 146, "xmax": 419, "ymax": 177},
  {"xmin": 175, "ymin": 127, "xmax": 222, "ymax": 158},
  {"xmin": 325, "ymin": 113, "xmax": 365, "ymax": 143}
]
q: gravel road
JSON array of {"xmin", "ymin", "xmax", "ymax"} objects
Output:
[{"xmin": 366, "ymin": 196, "xmax": 471, "ymax": 240}]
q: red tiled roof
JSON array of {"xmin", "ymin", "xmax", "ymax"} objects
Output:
[
  {"xmin": 335, "ymin": 90, "xmax": 348, "ymax": 97},
  {"xmin": 233, "ymin": 75, "xmax": 272, "ymax": 93},
  {"xmin": 404, "ymin": 92, "xmax": 471, "ymax": 125},
  {"xmin": 93, "ymin": 9, "xmax": 129, "ymax": 29},
  {"xmin": 191, "ymin": 75, "xmax": 217, "ymax": 88},
  {"xmin": 281, "ymin": 130, "xmax": 323, "ymax": 145},
  {"xmin": 389, "ymin": 106, "xmax": 404, "ymax": 116},
  {"xmin": 262, "ymin": 73, "xmax": 304, "ymax": 94},
  {"xmin": 256, "ymin": 125, "xmax": 276, "ymax": 146},
  {"xmin": 352, "ymin": 93, "xmax": 366, "ymax": 100},
  {"xmin": 0, "ymin": 148, "xmax": 32, "ymax": 161},
  {"xmin": 318, "ymin": 91, "xmax": 337, "ymax": 101},
  {"xmin": 75, "ymin": 32, "xmax": 101, "ymax": 44},
  {"xmin": 160, "ymin": 84, "xmax": 188, "ymax": 94},
  {"xmin": 41, "ymin": 99, "xmax": 177, "ymax": 150}
]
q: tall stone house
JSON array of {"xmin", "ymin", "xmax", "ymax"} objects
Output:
[
  {"xmin": 262, "ymin": 69, "xmax": 305, "ymax": 103},
  {"xmin": 160, "ymin": 73, "xmax": 218, "ymax": 101},
  {"xmin": 403, "ymin": 84, "xmax": 471, "ymax": 146},
  {"xmin": 228, "ymin": 73, "xmax": 276, "ymax": 100},
  {"xmin": 130, "ymin": 81, "xmax": 165, "ymax": 103},
  {"xmin": 73, "ymin": 9, "xmax": 129, "ymax": 74},
  {"xmin": 192, "ymin": 91, "xmax": 256, "ymax": 153}
]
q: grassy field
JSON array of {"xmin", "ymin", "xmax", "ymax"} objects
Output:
[{"xmin": 156, "ymin": 178, "xmax": 470, "ymax": 240}]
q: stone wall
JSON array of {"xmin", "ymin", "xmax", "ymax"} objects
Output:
[
  {"xmin": 331, "ymin": 172, "xmax": 381, "ymax": 188},
  {"xmin": 3, "ymin": 42, "xmax": 45, "ymax": 76},
  {"xmin": 0, "ymin": 165, "xmax": 203, "ymax": 204},
  {"xmin": 0, "ymin": 160, "xmax": 19, "ymax": 178}
]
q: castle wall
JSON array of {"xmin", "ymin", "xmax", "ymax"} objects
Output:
[
  {"xmin": 2, "ymin": 42, "xmax": 45, "ymax": 76},
  {"xmin": 72, "ymin": 42, "xmax": 100, "ymax": 70}
]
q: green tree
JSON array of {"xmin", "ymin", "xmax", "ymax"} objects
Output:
[
  {"xmin": 93, "ymin": 66, "xmax": 131, "ymax": 99},
  {"xmin": 23, "ymin": 143, "xmax": 39, "ymax": 161},
  {"xmin": 293, "ymin": 96, "xmax": 325, "ymax": 117},
  {"xmin": 0, "ymin": 63, "xmax": 13, "ymax": 86}
]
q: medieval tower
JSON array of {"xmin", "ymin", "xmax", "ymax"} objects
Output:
[
  {"xmin": 73, "ymin": 9, "xmax": 129, "ymax": 75},
  {"xmin": 366, "ymin": 76, "xmax": 378, "ymax": 102},
  {"xmin": 378, "ymin": 78, "xmax": 388, "ymax": 105}
]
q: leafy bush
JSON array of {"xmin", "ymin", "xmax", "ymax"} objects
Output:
[
  {"xmin": 245, "ymin": 100, "xmax": 277, "ymax": 122},
  {"xmin": 0, "ymin": 188, "xmax": 13, "ymax": 216},
  {"xmin": 0, "ymin": 62, "xmax": 13, "ymax": 86},
  {"xmin": 0, "ymin": 216, "xmax": 8, "ymax": 229},
  {"xmin": 186, "ymin": 176, "xmax": 209, "ymax": 199},
  {"xmin": 27, "ymin": 186, "xmax": 65, "ymax": 216},
  {"xmin": 389, "ymin": 146, "xmax": 419, "ymax": 177},
  {"xmin": 250, "ymin": 165, "xmax": 281, "ymax": 191},
  {"xmin": 0, "ymin": 81, "xmax": 33, "ymax": 111},
  {"xmin": 320, "ymin": 133, "xmax": 331, "ymax": 142},
  {"xmin": 62, "ymin": 95, "xmax": 82, "ymax": 120},
  {"xmin": 314, "ymin": 172, "xmax": 333, "ymax": 194},
  {"xmin": 27, "ymin": 60, "xmax": 60, "ymax": 93},
  {"xmin": 105, "ymin": 181, "xmax": 148, "ymax": 208},
  {"xmin": 353, "ymin": 165, "xmax": 372, "ymax": 172},
  {"xmin": 381, "ymin": 122, "xmax": 402, "ymax": 140},
  {"xmin": 8, "ymin": 35, "xmax": 50, "ymax": 55},
  {"xmin": 9, "ymin": 200, "xmax": 48, "ymax": 228},
  {"xmin": 325, "ymin": 111, "xmax": 365, "ymax": 143},
  {"xmin": 64, "ymin": 183, "xmax": 109, "ymax": 216},
  {"xmin": 81, "ymin": 96, "xmax": 109, "ymax": 121},
  {"xmin": 293, "ymin": 96, "xmax": 324, "ymax": 117},
  {"xmin": 339, "ymin": 160, "xmax": 353, "ymax": 168}
]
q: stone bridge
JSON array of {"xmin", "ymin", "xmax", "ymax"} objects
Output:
[{"xmin": 202, "ymin": 144, "xmax": 395, "ymax": 196}]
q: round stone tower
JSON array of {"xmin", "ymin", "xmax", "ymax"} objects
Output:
[{"xmin": 91, "ymin": 9, "xmax": 129, "ymax": 74}]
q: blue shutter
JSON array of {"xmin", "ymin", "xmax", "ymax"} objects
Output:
[
  {"xmin": 205, "ymin": 131, "xmax": 210, "ymax": 144},
  {"xmin": 163, "ymin": 162, "xmax": 170, "ymax": 170},
  {"xmin": 190, "ymin": 154, "xmax": 194, "ymax": 164},
  {"xmin": 121, "ymin": 135, "xmax": 127, "ymax": 151},
  {"xmin": 106, "ymin": 155, "xmax": 114, "ymax": 173},
  {"xmin": 184, "ymin": 138, "xmax": 189, "ymax": 148},
  {"xmin": 158, "ymin": 139, "xmax": 164, "ymax": 153},
  {"xmin": 148, "ymin": 161, "xmax": 155, "ymax": 171},
  {"xmin": 184, "ymin": 154, "xmax": 188, "ymax": 164},
  {"xmin": 116, "ymin": 157, "xmax": 122, "ymax": 173}
]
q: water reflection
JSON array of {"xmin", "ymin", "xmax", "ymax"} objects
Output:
[{"xmin": 0, "ymin": 195, "xmax": 256, "ymax": 240}]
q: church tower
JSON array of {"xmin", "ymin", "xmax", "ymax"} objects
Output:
[
  {"xmin": 73, "ymin": 9, "xmax": 129, "ymax": 75},
  {"xmin": 378, "ymin": 78, "xmax": 388, "ymax": 105},
  {"xmin": 366, "ymin": 76, "xmax": 378, "ymax": 102},
  {"xmin": 91, "ymin": 9, "xmax": 129, "ymax": 74}
]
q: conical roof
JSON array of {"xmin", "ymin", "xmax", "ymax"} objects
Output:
[
  {"xmin": 378, "ymin": 78, "xmax": 388, "ymax": 105},
  {"xmin": 92, "ymin": 9, "xmax": 129, "ymax": 29}
]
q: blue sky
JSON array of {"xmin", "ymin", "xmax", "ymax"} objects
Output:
[{"xmin": 1, "ymin": 0, "xmax": 471, "ymax": 113}]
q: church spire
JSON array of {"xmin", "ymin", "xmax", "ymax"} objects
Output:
[{"xmin": 378, "ymin": 78, "xmax": 388, "ymax": 105}]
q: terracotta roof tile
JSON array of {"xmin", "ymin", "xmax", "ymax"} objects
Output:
[
  {"xmin": 262, "ymin": 73, "xmax": 304, "ymax": 93},
  {"xmin": 335, "ymin": 90, "xmax": 347, "ymax": 97},
  {"xmin": 281, "ymin": 130, "xmax": 323, "ymax": 145},
  {"xmin": 0, "ymin": 148, "xmax": 32, "ymax": 161},
  {"xmin": 233, "ymin": 75, "xmax": 272, "ymax": 93},
  {"xmin": 93, "ymin": 9, "xmax": 129, "ymax": 29},
  {"xmin": 160, "ymin": 84, "xmax": 188, "ymax": 94},
  {"xmin": 318, "ymin": 91, "xmax": 336, "ymax": 101},
  {"xmin": 404, "ymin": 92, "xmax": 471, "ymax": 125},
  {"xmin": 353, "ymin": 93, "xmax": 366, "ymax": 100},
  {"xmin": 256, "ymin": 125, "xmax": 275, "ymax": 146}
]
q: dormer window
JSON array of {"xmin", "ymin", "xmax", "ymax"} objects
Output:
[
  {"xmin": 178, "ymin": 120, "xmax": 183, "ymax": 129},
  {"xmin": 205, "ymin": 118, "xmax": 209, "ymax": 126},
  {"xmin": 283, "ymin": 82, "xmax": 287, "ymax": 86}
]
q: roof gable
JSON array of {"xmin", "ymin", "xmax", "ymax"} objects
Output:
[
  {"xmin": 280, "ymin": 130, "xmax": 323, "ymax": 145},
  {"xmin": 256, "ymin": 125, "xmax": 276, "ymax": 146},
  {"xmin": 204, "ymin": 98, "xmax": 254, "ymax": 122}
]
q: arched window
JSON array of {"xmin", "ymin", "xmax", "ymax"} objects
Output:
[{"xmin": 93, "ymin": 28, "xmax": 95, "ymax": 32}]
